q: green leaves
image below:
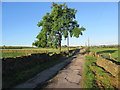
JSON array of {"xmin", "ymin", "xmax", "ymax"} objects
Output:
[
  {"xmin": 71, "ymin": 27, "xmax": 86, "ymax": 38},
  {"xmin": 33, "ymin": 2, "xmax": 86, "ymax": 49}
]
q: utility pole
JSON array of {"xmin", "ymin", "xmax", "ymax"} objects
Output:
[
  {"xmin": 85, "ymin": 42, "xmax": 87, "ymax": 47},
  {"xmin": 88, "ymin": 37, "xmax": 90, "ymax": 47},
  {"xmin": 88, "ymin": 37, "xmax": 90, "ymax": 50}
]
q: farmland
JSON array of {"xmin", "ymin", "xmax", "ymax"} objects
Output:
[
  {"xmin": 1, "ymin": 46, "xmax": 79, "ymax": 88},
  {"xmin": 1, "ymin": 46, "xmax": 119, "ymax": 89},
  {"xmin": 0, "ymin": 47, "xmax": 76, "ymax": 58},
  {"xmin": 89, "ymin": 47, "xmax": 119, "ymax": 63},
  {"xmin": 1, "ymin": 52, "xmax": 28, "ymax": 58}
]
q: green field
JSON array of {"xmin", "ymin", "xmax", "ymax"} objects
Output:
[
  {"xmin": 90, "ymin": 48, "xmax": 119, "ymax": 63},
  {"xmin": 0, "ymin": 47, "xmax": 75, "ymax": 58},
  {"xmin": 0, "ymin": 52, "xmax": 30, "ymax": 58}
]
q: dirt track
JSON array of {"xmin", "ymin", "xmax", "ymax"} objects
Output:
[
  {"xmin": 45, "ymin": 52, "xmax": 86, "ymax": 88},
  {"xmin": 14, "ymin": 50, "xmax": 85, "ymax": 89}
]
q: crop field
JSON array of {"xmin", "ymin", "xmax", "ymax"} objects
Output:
[
  {"xmin": 0, "ymin": 47, "xmax": 76, "ymax": 58},
  {"xmin": 1, "ymin": 52, "xmax": 28, "ymax": 58},
  {"xmin": 2, "ymin": 47, "xmax": 79, "ymax": 88},
  {"xmin": 89, "ymin": 47, "xmax": 119, "ymax": 63}
]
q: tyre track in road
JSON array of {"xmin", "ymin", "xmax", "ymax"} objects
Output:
[{"xmin": 44, "ymin": 52, "xmax": 86, "ymax": 88}]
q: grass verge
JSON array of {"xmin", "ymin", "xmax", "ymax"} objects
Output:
[
  {"xmin": 82, "ymin": 55, "xmax": 98, "ymax": 88},
  {"xmin": 82, "ymin": 55, "xmax": 117, "ymax": 89}
]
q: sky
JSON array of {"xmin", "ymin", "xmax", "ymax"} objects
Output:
[{"xmin": 2, "ymin": 2, "xmax": 118, "ymax": 46}]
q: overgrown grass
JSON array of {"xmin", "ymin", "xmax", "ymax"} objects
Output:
[{"xmin": 82, "ymin": 55, "xmax": 116, "ymax": 89}]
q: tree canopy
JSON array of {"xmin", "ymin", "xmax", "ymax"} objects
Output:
[{"xmin": 33, "ymin": 2, "xmax": 86, "ymax": 50}]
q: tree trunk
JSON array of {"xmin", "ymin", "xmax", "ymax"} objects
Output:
[
  {"xmin": 58, "ymin": 33, "xmax": 62, "ymax": 52},
  {"xmin": 58, "ymin": 40, "xmax": 61, "ymax": 52},
  {"xmin": 67, "ymin": 36, "xmax": 69, "ymax": 51}
]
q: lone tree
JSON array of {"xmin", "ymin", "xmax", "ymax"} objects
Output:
[{"xmin": 33, "ymin": 3, "xmax": 86, "ymax": 51}]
